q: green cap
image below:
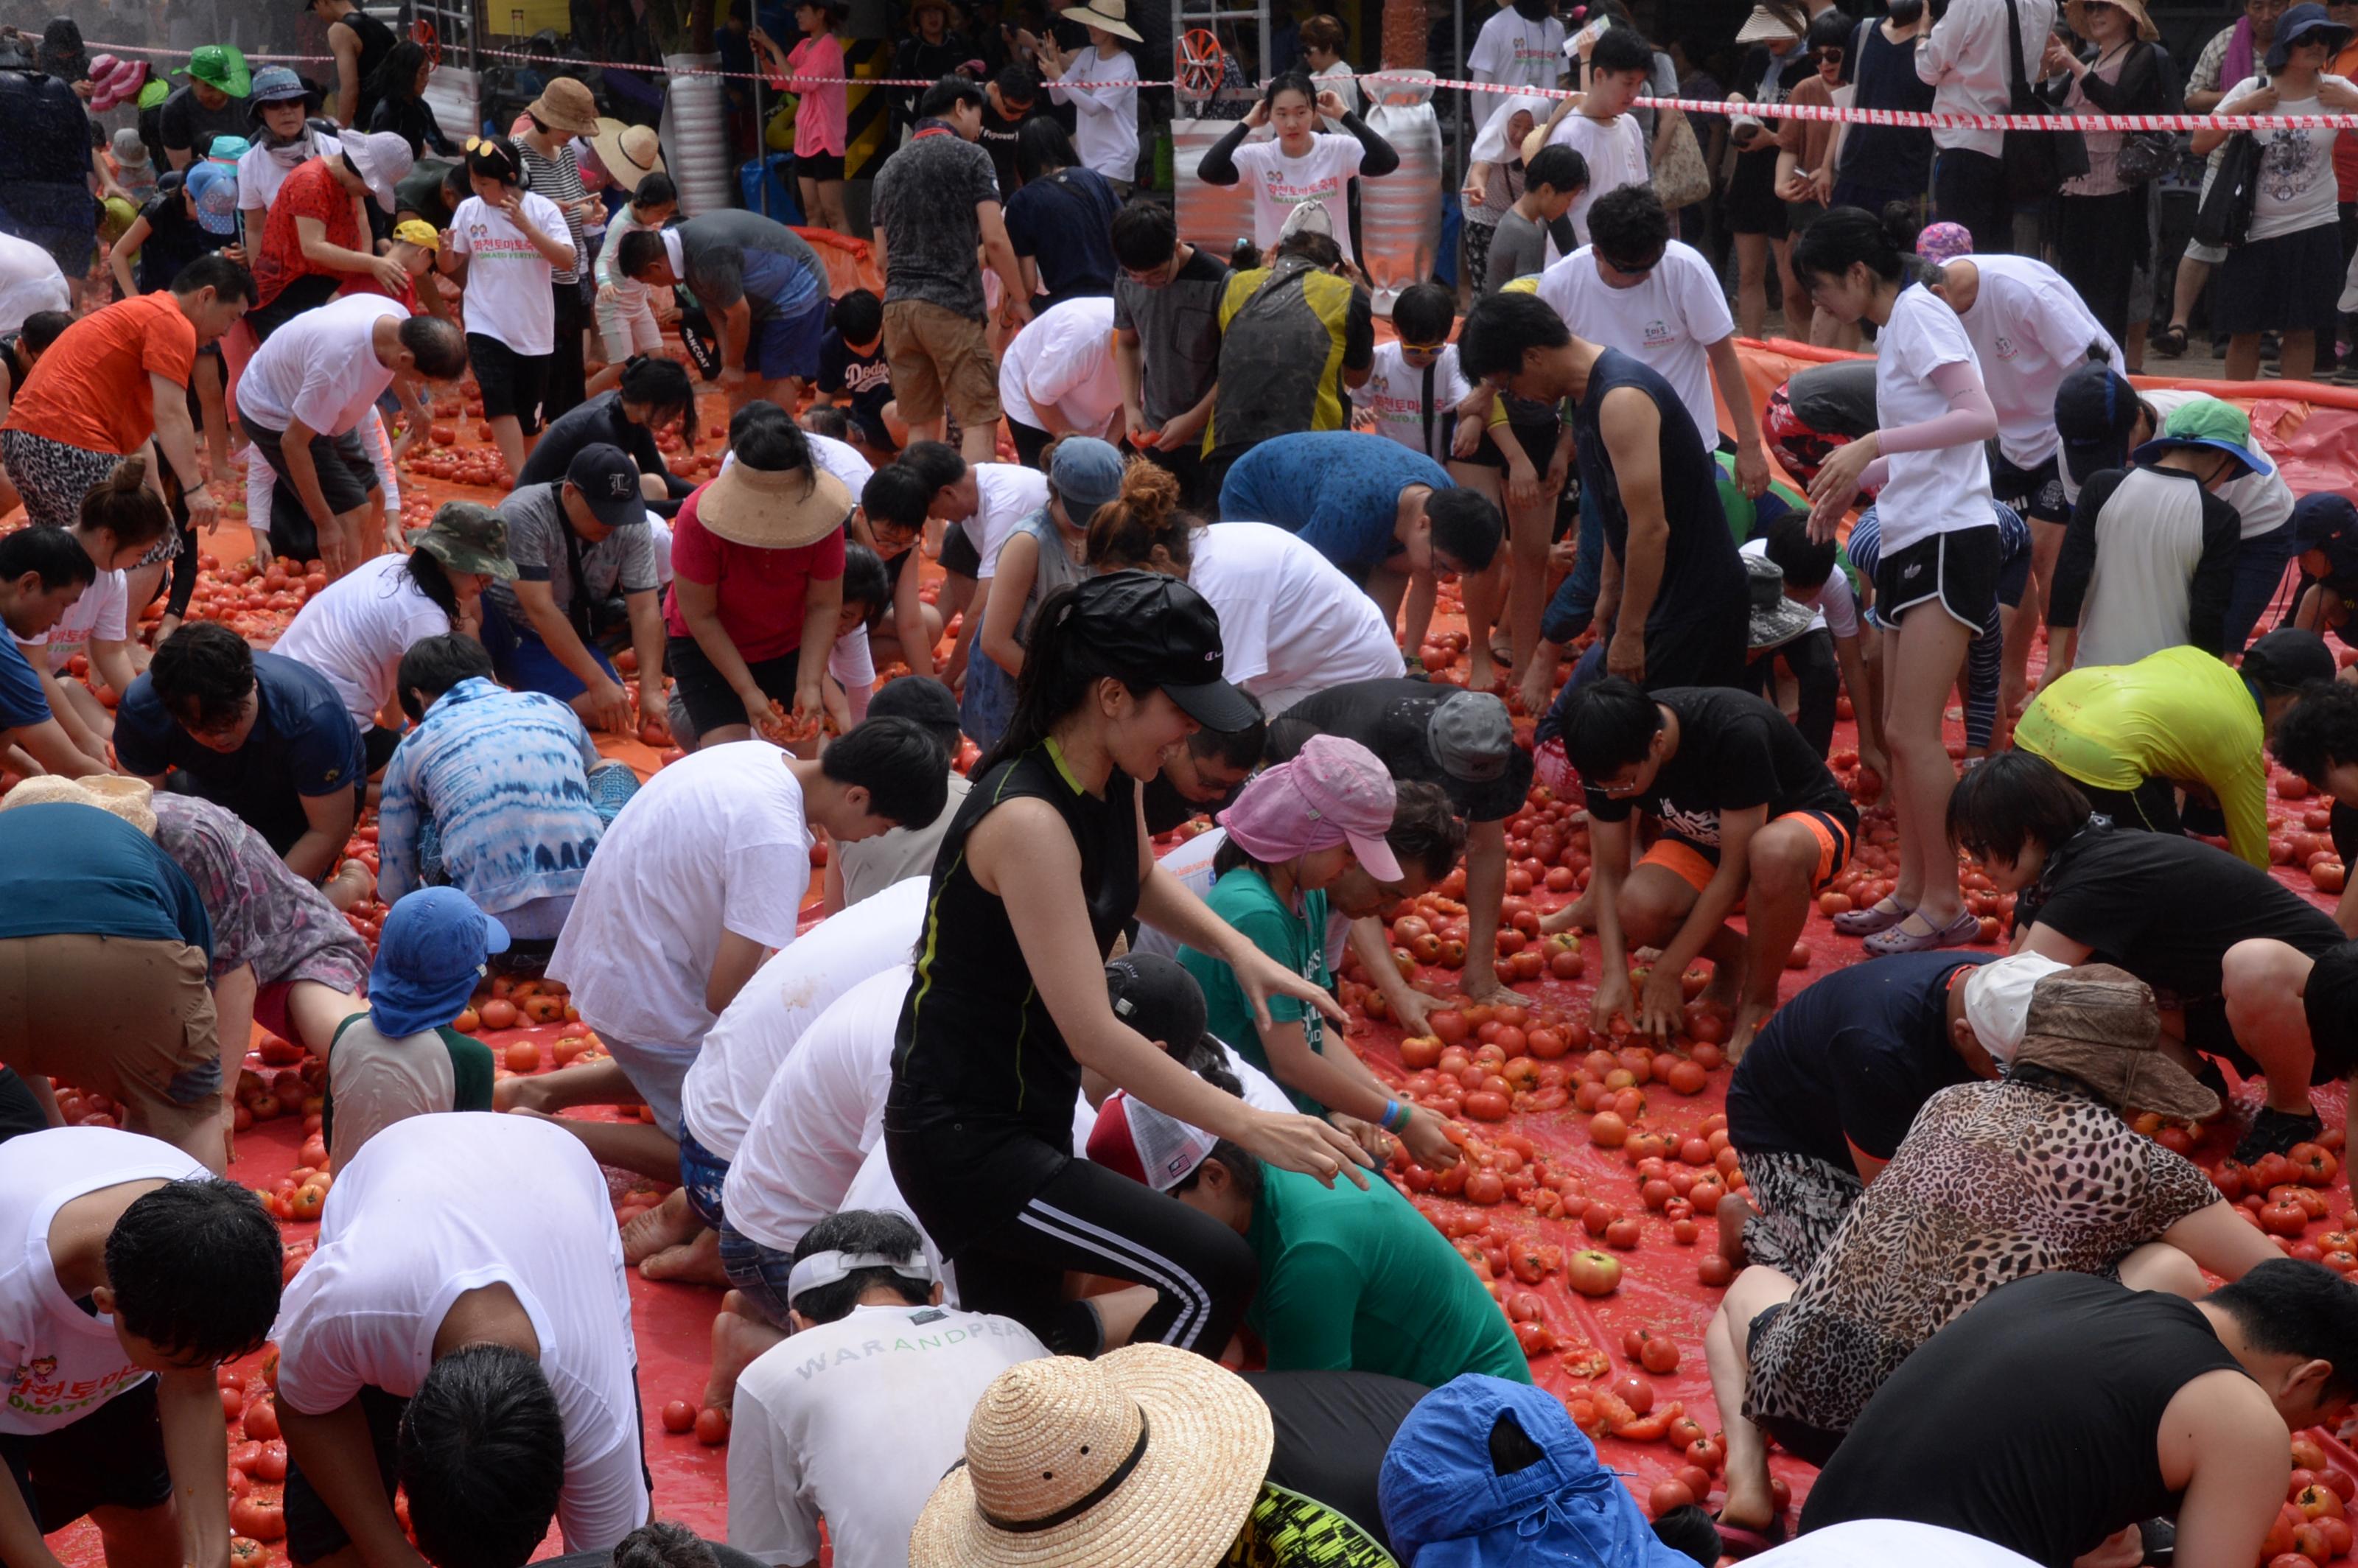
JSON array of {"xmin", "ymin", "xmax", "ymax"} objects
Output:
[
  {"xmin": 407, "ymin": 502, "xmax": 519, "ymax": 581},
  {"xmin": 137, "ymin": 78, "xmax": 169, "ymax": 111},
  {"xmin": 174, "ymin": 45, "xmax": 251, "ymax": 97},
  {"xmin": 2132, "ymin": 395, "xmax": 2270, "ymax": 480}
]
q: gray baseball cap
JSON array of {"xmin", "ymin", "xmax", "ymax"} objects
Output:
[{"xmin": 1426, "ymin": 690, "xmax": 1514, "ymax": 783}]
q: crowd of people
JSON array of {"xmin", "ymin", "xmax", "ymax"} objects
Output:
[{"xmin": 8, "ymin": 3, "xmax": 2358, "ymax": 1568}]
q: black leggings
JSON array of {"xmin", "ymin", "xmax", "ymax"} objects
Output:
[
  {"xmin": 1746, "ymin": 627, "xmax": 1839, "ymax": 757},
  {"xmin": 1008, "ymin": 419, "xmax": 1054, "ymax": 471},
  {"xmin": 545, "ymin": 279, "xmax": 589, "ymax": 424},
  {"xmin": 885, "ymin": 1119, "xmax": 1258, "ymax": 1358},
  {"xmin": 2082, "ymin": 777, "xmax": 2183, "ymax": 837}
]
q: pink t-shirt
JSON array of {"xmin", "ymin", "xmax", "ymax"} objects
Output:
[
  {"xmin": 788, "ymin": 34, "xmax": 847, "ymax": 157},
  {"xmin": 662, "ymin": 482, "xmax": 848, "ymax": 661}
]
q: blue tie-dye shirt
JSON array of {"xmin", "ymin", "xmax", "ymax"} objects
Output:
[{"xmin": 377, "ymin": 678, "xmax": 609, "ymax": 915}]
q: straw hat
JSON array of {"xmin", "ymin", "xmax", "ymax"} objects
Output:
[
  {"xmin": 587, "ymin": 117, "xmax": 665, "ymax": 194},
  {"xmin": 1060, "ymin": 0, "xmax": 1144, "ymax": 43},
  {"xmin": 1735, "ymin": 4, "xmax": 1805, "ymax": 44},
  {"xmin": 909, "ymin": 1344, "xmax": 1272, "ymax": 1568},
  {"xmin": 696, "ymin": 463, "xmax": 851, "ymax": 549},
  {"xmin": 0, "ymin": 774, "xmax": 158, "ymax": 838},
  {"xmin": 2066, "ymin": 0, "xmax": 2160, "ymax": 43},
  {"xmin": 526, "ymin": 74, "xmax": 601, "ymax": 136}
]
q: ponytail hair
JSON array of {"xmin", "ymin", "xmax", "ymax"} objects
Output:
[
  {"xmin": 976, "ymin": 581, "xmax": 1159, "ymax": 776},
  {"xmin": 403, "ymin": 545, "xmax": 463, "ymax": 624},
  {"xmin": 1262, "ymin": 69, "xmax": 1317, "ymax": 112},
  {"xmin": 1083, "ymin": 458, "xmax": 1195, "ymax": 575},
  {"xmin": 79, "ymin": 455, "xmax": 172, "ymax": 553},
  {"xmin": 1789, "ymin": 200, "xmax": 1936, "ymax": 293}
]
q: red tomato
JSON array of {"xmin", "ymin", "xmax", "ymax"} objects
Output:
[
  {"xmin": 1640, "ymin": 1335, "xmax": 1681, "ymax": 1374},
  {"xmin": 661, "ymin": 1399, "xmax": 696, "ymax": 1435},
  {"xmin": 1648, "ymin": 1480, "xmax": 1694, "ymax": 1518},
  {"xmin": 241, "ymin": 1396, "xmax": 279, "ymax": 1441},
  {"xmin": 1567, "ymin": 1249, "xmax": 1622, "ymax": 1296},
  {"xmin": 251, "ymin": 1441, "xmax": 287, "ymax": 1482},
  {"xmin": 695, "ymin": 1406, "xmax": 731, "ymax": 1446},
  {"xmin": 1588, "ymin": 1112, "xmax": 1628, "ymax": 1149},
  {"xmin": 1612, "ymin": 1373, "xmax": 1654, "ymax": 1415},
  {"xmin": 228, "ymin": 1497, "xmax": 285, "ymax": 1543}
]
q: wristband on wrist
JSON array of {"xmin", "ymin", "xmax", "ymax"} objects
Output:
[{"xmin": 1383, "ymin": 1099, "xmax": 1413, "ymax": 1134}]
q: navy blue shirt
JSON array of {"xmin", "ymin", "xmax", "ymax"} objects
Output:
[
  {"xmin": 0, "ymin": 802, "xmax": 211, "ymax": 954},
  {"xmin": 1003, "ymin": 167, "xmax": 1122, "ymax": 308},
  {"xmin": 817, "ymin": 329, "xmax": 895, "ymax": 444},
  {"xmin": 0, "ymin": 636, "xmax": 49, "ymax": 731},
  {"xmin": 113, "ymin": 651, "xmax": 364, "ymax": 857},
  {"xmin": 1726, "ymin": 951, "xmax": 1995, "ymax": 1169}
]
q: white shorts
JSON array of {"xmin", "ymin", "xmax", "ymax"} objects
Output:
[{"xmin": 596, "ymin": 298, "xmax": 663, "ymax": 361}]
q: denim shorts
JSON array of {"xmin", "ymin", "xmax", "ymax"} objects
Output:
[
  {"xmin": 717, "ymin": 1220, "xmax": 798, "ymax": 1329},
  {"xmin": 679, "ymin": 1124, "xmax": 730, "ymax": 1231}
]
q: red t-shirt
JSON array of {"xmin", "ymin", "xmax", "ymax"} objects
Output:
[
  {"xmin": 336, "ymin": 271, "xmax": 421, "ymax": 315},
  {"xmin": 253, "ymin": 158, "xmax": 362, "ymax": 309},
  {"xmin": 662, "ymin": 482, "xmax": 848, "ymax": 662},
  {"xmin": 1, "ymin": 292, "xmax": 197, "ymax": 455}
]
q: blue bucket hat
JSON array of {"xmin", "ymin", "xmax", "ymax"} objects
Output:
[
  {"xmin": 1377, "ymin": 1376, "xmax": 1698, "ymax": 1568},
  {"xmin": 2270, "ymin": 2, "xmax": 2354, "ymax": 70},
  {"xmin": 369, "ymin": 887, "xmax": 510, "ymax": 1038}
]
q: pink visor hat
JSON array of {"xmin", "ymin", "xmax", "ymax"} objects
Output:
[{"xmin": 1219, "ymin": 733, "xmax": 1402, "ymax": 883}]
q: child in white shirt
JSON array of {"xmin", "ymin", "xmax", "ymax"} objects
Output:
[{"xmin": 590, "ymin": 171, "xmax": 679, "ymax": 393}]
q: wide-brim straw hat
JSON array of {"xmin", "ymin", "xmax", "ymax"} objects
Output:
[
  {"xmin": 697, "ymin": 463, "xmax": 852, "ymax": 549},
  {"xmin": 527, "ymin": 74, "xmax": 601, "ymax": 136},
  {"xmin": 2067, "ymin": 0, "xmax": 2161, "ymax": 43},
  {"xmin": 1735, "ymin": 4, "xmax": 1805, "ymax": 45},
  {"xmin": 587, "ymin": 117, "xmax": 665, "ymax": 193},
  {"xmin": 1061, "ymin": 0, "xmax": 1144, "ymax": 42},
  {"xmin": 0, "ymin": 774, "xmax": 158, "ymax": 838},
  {"xmin": 909, "ymin": 1343, "xmax": 1273, "ymax": 1568}
]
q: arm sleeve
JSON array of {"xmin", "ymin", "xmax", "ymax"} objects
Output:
[
  {"xmin": 0, "ymin": 643, "xmax": 49, "ymax": 729},
  {"xmin": 1875, "ymin": 357, "xmax": 1998, "ymax": 455},
  {"xmin": 2220, "ymin": 733, "xmax": 2273, "ymax": 870},
  {"xmin": 1196, "ymin": 120, "xmax": 1253, "ymax": 186},
  {"xmin": 1229, "ymin": 900, "xmax": 1312, "ymax": 1024},
  {"xmin": 110, "ymin": 690, "xmax": 167, "ymax": 772},
  {"xmin": 1343, "ymin": 287, "xmax": 1374, "ymax": 372},
  {"xmin": 1821, "ymin": 570, "xmax": 1861, "ymax": 640},
  {"xmin": 1338, "ymin": 114, "xmax": 1399, "ymax": 178},
  {"xmin": 2077, "ymin": 42, "xmax": 2163, "ymax": 111},
  {"xmin": 1258, "ymin": 1243, "xmax": 1363, "ymax": 1372},
  {"xmin": 2186, "ymin": 491, "xmax": 2240, "ymax": 656},
  {"xmin": 1825, "ymin": 1029, "xmax": 1920, "ymax": 1160},
  {"xmin": 721, "ymin": 839, "xmax": 813, "ymax": 948},
  {"xmin": 444, "ymin": 1033, "xmax": 495, "ymax": 1111},
  {"xmin": 2046, "ymin": 469, "xmax": 2121, "ymax": 630}
]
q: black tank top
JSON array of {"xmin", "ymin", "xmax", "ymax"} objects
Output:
[
  {"xmin": 890, "ymin": 737, "xmax": 1141, "ymax": 1143},
  {"xmin": 1799, "ymin": 1272, "xmax": 2246, "ymax": 1567},
  {"xmin": 343, "ymin": 10, "xmax": 399, "ymax": 124},
  {"xmin": 1572, "ymin": 348, "xmax": 1744, "ymax": 638}
]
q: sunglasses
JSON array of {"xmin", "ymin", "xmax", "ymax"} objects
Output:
[{"xmin": 1815, "ymin": 45, "xmax": 1844, "ymax": 61}]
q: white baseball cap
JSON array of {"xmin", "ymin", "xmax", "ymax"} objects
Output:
[{"xmin": 1962, "ymin": 953, "xmax": 2071, "ymax": 1064}]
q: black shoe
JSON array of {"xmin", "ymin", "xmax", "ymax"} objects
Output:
[
  {"xmin": 2233, "ymin": 1105, "xmax": 2324, "ymax": 1163},
  {"xmin": 2139, "ymin": 1516, "xmax": 2175, "ymax": 1567}
]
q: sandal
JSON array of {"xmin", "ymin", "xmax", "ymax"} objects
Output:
[
  {"xmin": 1862, "ymin": 909, "xmax": 1981, "ymax": 957},
  {"xmin": 2152, "ymin": 323, "xmax": 2189, "ymax": 358},
  {"xmin": 1832, "ymin": 898, "xmax": 1912, "ymax": 937},
  {"xmin": 1713, "ymin": 1516, "xmax": 1790, "ymax": 1560},
  {"xmin": 2233, "ymin": 1105, "xmax": 2325, "ymax": 1163}
]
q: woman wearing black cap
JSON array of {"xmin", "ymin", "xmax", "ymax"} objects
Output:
[{"xmin": 885, "ymin": 570, "xmax": 1373, "ymax": 1360}]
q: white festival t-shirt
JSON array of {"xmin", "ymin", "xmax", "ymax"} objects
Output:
[
  {"xmin": 996, "ymin": 296, "xmax": 1122, "ymax": 438},
  {"xmin": 24, "ymin": 567, "xmax": 127, "ymax": 673},
  {"xmin": 1949, "ymin": 253, "xmax": 2119, "ymax": 470},
  {"xmin": 271, "ymin": 552, "xmax": 455, "ymax": 728},
  {"xmin": 961, "ymin": 464, "xmax": 1052, "ymax": 581},
  {"xmin": 1351, "ymin": 341, "xmax": 1470, "ymax": 463},
  {"xmin": 235, "ymin": 293, "xmax": 405, "ymax": 438},
  {"xmin": 449, "ymin": 191, "xmax": 570, "ymax": 355},
  {"xmin": 1539, "ymin": 242, "xmax": 1733, "ymax": 457},
  {"xmin": 1186, "ymin": 522, "xmax": 1406, "ymax": 710},
  {"xmin": 1230, "ymin": 133, "xmax": 1368, "ymax": 261}
]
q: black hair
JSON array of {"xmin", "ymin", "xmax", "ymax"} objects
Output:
[
  {"xmin": 79, "ymin": 455, "xmax": 172, "ymax": 553},
  {"xmin": 1805, "ymin": 8, "xmax": 1855, "ymax": 83},
  {"xmin": 1014, "ymin": 115, "xmax": 1081, "ymax": 183},
  {"xmin": 1171, "ymin": 1061, "xmax": 1264, "ymax": 1203},
  {"xmin": 397, "ymin": 633, "xmax": 496, "ymax": 721},
  {"xmin": 402, "ymin": 546, "xmax": 464, "ymax": 625},
  {"xmin": 869, "ymin": 674, "xmax": 961, "ymax": 759},
  {"xmin": 1274, "ymin": 228, "xmax": 1345, "ymax": 269},
  {"xmin": 899, "ymin": 439, "xmax": 970, "ymax": 494},
  {"xmin": 1790, "ymin": 200, "xmax": 1931, "ymax": 293},
  {"xmin": 1298, "ymin": 13, "xmax": 1348, "ymax": 55},
  {"xmin": 992, "ymin": 63, "xmax": 1040, "ymax": 105},
  {"xmin": 860, "ymin": 463, "xmax": 934, "ymax": 539},
  {"xmin": 1390, "ymin": 779, "xmax": 1467, "ymax": 881},
  {"xmin": 1110, "ymin": 201, "xmax": 1180, "ymax": 271},
  {"xmin": 918, "ymin": 74, "xmax": 985, "ymax": 117},
  {"xmin": 172, "ymin": 252, "xmax": 258, "ymax": 305},
  {"xmin": 1211, "ymin": 830, "xmax": 1281, "ymax": 879},
  {"xmin": 611, "ymin": 1523, "xmax": 718, "ymax": 1568},
  {"xmin": 980, "ymin": 582, "xmax": 1161, "ymax": 773},
  {"xmin": 1190, "ymin": 686, "xmax": 1267, "ymax": 765},
  {"xmin": 19, "ymin": 309, "xmax": 70, "ymax": 354},
  {"xmin": 441, "ymin": 163, "xmax": 471, "ymax": 201},
  {"xmin": 1586, "ymin": 183, "xmax": 1671, "ymax": 266},
  {"xmin": 839, "ymin": 539, "xmax": 889, "ymax": 624},
  {"xmin": 1427, "ymin": 487, "xmax": 1504, "ymax": 573},
  {"xmin": 820, "ymin": 714, "xmax": 951, "ymax": 826},
  {"xmin": 801, "ymin": 403, "xmax": 853, "ymax": 441},
  {"xmin": 1391, "ymin": 281, "xmax": 1455, "ymax": 346},
  {"xmin": 399, "ymin": 1344, "xmax": 566, "ymax": 1568},
  {"xmin": 466, "ymin": 133, "xmax": 525, "ymax": 187},
  {"xmin": 399, "ymin": 315, "xmax": 469, "ymax": 379},
  {"xmin": 105, "ymin": 1177, "xmax": 281, "ymax": 1363},
  {"xmin": 787, "ymin": 1210, "xmax": 933, "ymax": 1323},
  {"xmin": 1489, "ymin": 1410, "xmax": 1546, "ymax": 1474},
  {"xmin": 1760, "ymin": 513, "xmax": 1837, "ymax": 589},
  {"xmin": 632, "ymin": 170, "xmax": 678, "ymax": 209},
  {"xmin": 732, "ymin": 400, "xmax": 822, "ymax": 501},
  {"xmin": 831, "ymin": 286, "xmax": 883, "ymax": 346},
  {"xmin": 1262, "ymin": 68, "xmax": 1318, "ymax": 112},
  {"xmin": 2211, "ymin": 1259, "xmax": 2358, "ymax": 1405},
  {"xmin": 1653, "ymin": 1507, "xmax": 1724, "ymax": 1568},
  {"xmin": 369, "ymin": 37, "xmax": 430, "ymax": 104},
  {"xmin": 1458, "ymin": 290, "xmax": 1572, "ymax": 381},
  {"xmin": 617, "ymin": 354, "xmax": 698, "ymax": 446},
  {"xmin": 0, "ymin": 522, "xmax": 98, "ymax": 590},
  {"xmin": 1944, "ymin": 749, "xmax": 2093, "ymax": 864},
  {"xmin": 615, "ymin": 227, "xmax": 668, "ymax": 280},
  {"xmin": 1554, "ymin": 676, "xmax": 1664, "ymax": 777},
  {"xmin": 1523, "ymin": 143, "xmax": 1589, "ymax": 195},
  {"xmin": 2271, "ymin": 681, "xmax": 2358, "ymax": 785},
  {"xmin": 1591, "ymin": 25, "xmax": 1656, "ymax": 75}
]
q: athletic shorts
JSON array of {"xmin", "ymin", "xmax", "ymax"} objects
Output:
[
  {"xmin": 243, "ymin": 412, "xmax": 381, "ymax": 524},
  {"xmin": 1873, "ymin": 523, "xmax": 2001, "ymax": 635},
  {"xmin": 466, "ymin": 333, "xmax": 552, "ymax": 432},
  {"xmin": 1640, "ymin": 808, "xmax": 1854, "ymax": 897},
  {"xmin": 940, "ymin": 521, "xmax": 982, "ymax": 580},
  {"xmin": 0, "ymin": 934, "xmax": 220, "ymax": 1150},
  {"xmin": 797, "ymin": 150, "xmax": 845, "ymax": 181},
  {"xmin": 1989, "ymin": 450, "xmax": 2068, "ymax": 525},
  {"xmin": 749, "ymin": 293, "xmax": 828, "ymax": 383},
  {"xmin": 0, "ymin": 1379, "xmax": 172, "ymax": 1532}
]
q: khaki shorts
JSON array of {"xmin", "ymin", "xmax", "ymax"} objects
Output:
[
  {"xmin": 0, "ymin": 934, "xmax": 220, "ymax": 1150},
  {"xmin": 881, "ymin": 298, "xmax": 1000, "ymax": 431}
]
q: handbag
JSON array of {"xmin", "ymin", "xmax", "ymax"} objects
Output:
[
  {"xmin": 2001, "ymin": 0, "xmax": 2088, "ymax": 203},
  {"xmin": 1651, "ymin": 106, "xmax": 1712, "ymax": 209},
  {"xmin": 2114, "ymin": 128, "xmax": 2177, "ymax": 186},
  {"xmin": 2193, "ymin": 130, "xmax": 2263, "ymax": 248}
]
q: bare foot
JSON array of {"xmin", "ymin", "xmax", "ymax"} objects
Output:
[
  {"xmin": 323, "ymin": 861, "xmax": 372, "ymax": 911},
  {"xmin": 622, "ymin": 1189, "xmax": 700, "ymax": 1267},
  {"xmin": 1540, "ymin": 891, "xmax": 1595, "ymax": 936},
  {"xmin": 1726, "ymin": 996, "xmax": 1777, "ymax": 1062},
  {"xmin": 704, "ymin": 1291, "xmax": 787, "ymax": 1411},
  {"xmin": 1718, "ymin": 1191, "xmax": 1752, "ymax": 1269},
  {"xmin": 640, "ymin": 1225, "xmax": 730, "ymax": 1287},
  {"xmin": 1699, "ymin": 965, "xmax": 1743, "ymax": 1014}
]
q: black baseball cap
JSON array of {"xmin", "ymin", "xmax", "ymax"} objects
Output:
[
  {"xmin": 1060, "ymin": 571, "xmax": 1259, "ymax": 732},
  {"xmin": 2243, "ymin": 629, "xmax": 2340, "ymax": 692},
  {"xmin": 869, "ymin": 675, "xmax": 962, "ymax": 754},
  {"xmin": 565, "ymin": 442, "xmax": 647, "ymax": 529},
  {"xmin": 2053, "ymin": 362, "xmax": 2142, "ymax": 489},
  {"xmin": 1105, "ymin": 952, "xmax": 1215, "ymax": 1060}
]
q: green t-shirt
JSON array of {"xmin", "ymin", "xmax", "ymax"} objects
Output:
[
  {"xmin": 1245, "ymin": 1166, "xmax": 1531, "ymax": 1388},
  {"xmin": 1181, "ymin": 867, "xmax": 1332, "ymax": 1116},
  {"xmin": 1217, "ymin": 1482, "xmax": 1399, "ymax": 1567},
  {"xmin": 321, "ymin": 1012, "xmax": 497, "ymax": 1156}
]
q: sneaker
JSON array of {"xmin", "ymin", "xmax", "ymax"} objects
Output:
[{"xmin": 2233, "ymin": 1105, "xmax": 2324, "ymax": 1163}]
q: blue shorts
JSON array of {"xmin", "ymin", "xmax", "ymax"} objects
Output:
[
  {"xmin": 678, "ymin": 1124, "xmax": 730, "ymax": 1231},
  {"xmin": 717, "ymin": 1221, "xmax": 798, "ymax": 1329},
  {"xmin": 476, "ymin": 597, "xmax": 620, "ymax": 702},
  {"xmin": 742, "ymin": 251, "xmax": 829, "ymax": 381}
]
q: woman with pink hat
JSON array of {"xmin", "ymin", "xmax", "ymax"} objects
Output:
[{"xmin": 1180, "ymin": 735, "xmax": 1461, "ymax": 1172}]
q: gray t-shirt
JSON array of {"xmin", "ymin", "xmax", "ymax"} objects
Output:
[
  {"xmin": 676, "ymin": 210, "xmax": 827, "ymax": 322},
  {"xmin": 484, "ymin": 482, "xmax": 659, "ymax": 623},
  {"xmin": 870, "ymin": 126, "xmax": 1003, "ymax": 320},
  {"xmin": 1484, "ymin": 209, "xmax": 1553, "ymax": 294},
  {"xmin": 836, "ymin": 770, "xmax": 971, "ymax": 906},
  {"xmin": 1110, "ymin": 246, "xmax": 1231, "ymax": 427}
]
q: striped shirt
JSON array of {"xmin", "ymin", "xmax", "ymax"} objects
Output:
[{"xmin": 517, "ymin": 140, "xmax": 589, "ymax": 284}]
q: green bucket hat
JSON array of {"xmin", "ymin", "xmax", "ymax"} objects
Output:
[
  {"xmin": 2132, "ymin": 396, "xmax": 2270, "ymax": 480},
  {"xmin": 407, "ymin": 502, "xmax": 519, "ymax": 581},
  {"xmin": 174, "ymin": 44, "xmax": 251, "ymax": 97},
  {"xmin": 137, "ymin": 78, "xmax": 169, "ymax": 111}
]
